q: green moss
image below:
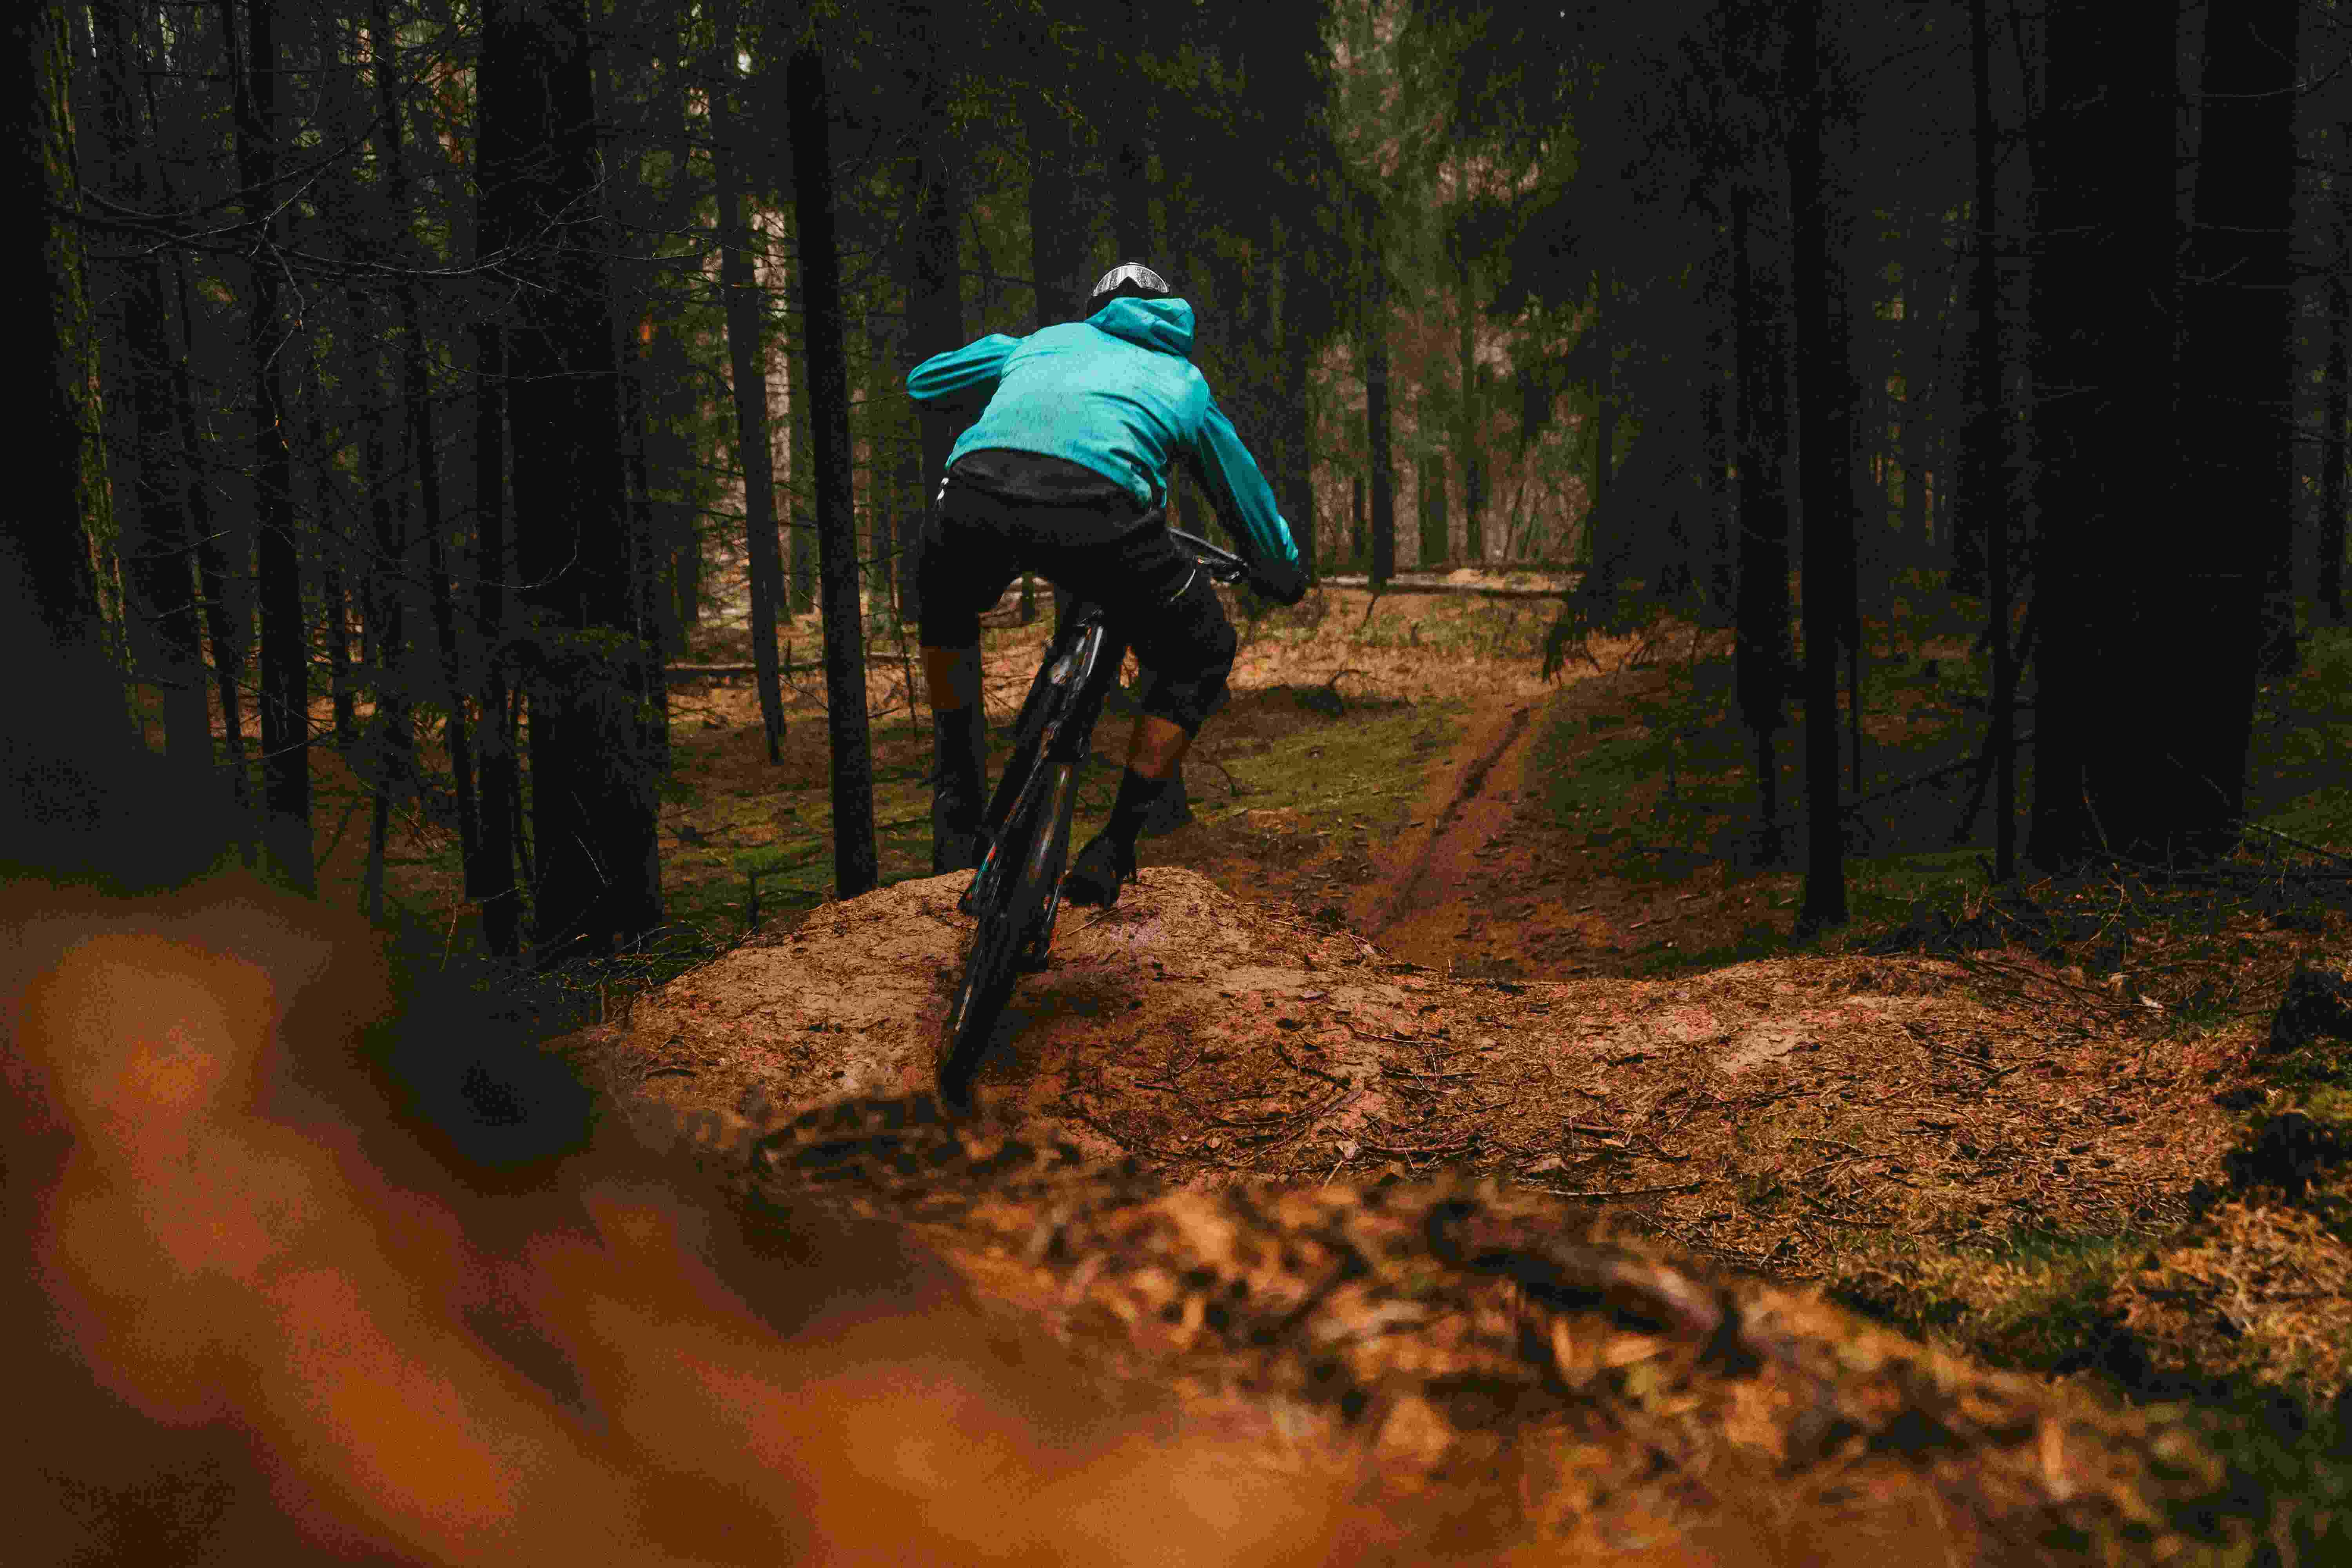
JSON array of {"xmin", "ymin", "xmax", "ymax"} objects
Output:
[{"xmin": 1833, "ymin": 1229, "xmax": 2150, "ymax": 1376}]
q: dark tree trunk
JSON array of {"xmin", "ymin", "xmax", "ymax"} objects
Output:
[
  {"xmin": 354, "ymin": 314, "xmax": 410, "ymax": 927},
  {"xmin": 2026, "ymin": 2, "xmax": 2182, "ymax": 871},
  {"xmin": 89, "ymin": 0, "xmax": 211, "ymax": 804},
  {"xmin": 1459, "ymin": 253, "xmax": 1483, "ymax": 564},
  {"xmin": 226, "ymin": 0, "xmax": 313, "ymax": 893},
  {"xmin": 370, "ymin": 0, "xmax": 475, "ymax": 882},
  {"xmin": 1967, "ymin": 0, "xmax": 2017, "ymax": 880},
  {"xmin": 1, "ymin": 0, "xmax": 160, "ymax": 880},
  {"xmin": 2172, "ymin": 0, "xmax": 2299, "ymax": 830},
  {"xmin": 788, "ymin": 42, "xmax": 878, "ymax": 899},
  {"xmin": 1788, "ymin": 4, "xmax": 1850, "ymax": 935},
  {"xmin": 1365, "ymin": 198, "xmax": 1396, "ymax": 589},
  {"xmin": 471, "ymin": 318, "xmax": 521, "ymax": 955},
  {"xmin": 906, "ymin": 146, "xmax": 963, "ymax": 631},
  {"xmin": 324, "ymin": 559, "xmax": 357, "ymax": 748},
  {"xmin": 478, "ymin": 0, "xmax": 662, "ymax": 961},
  {"xmin": 782, "ymin": 203, "xmax": 817, "ymax": 616},
  {"xmin": 1730, "ymin": 185, "xmax": 1792, "ymax": 867},
  {"xmin": 1587, "ymin": 276, "xmax": 1618, "ymax": 590},
  {"xmin": 711, "ymin": 0, "xmax": 786, "ymax": 763},
  {"xmin": 2323, "ymin": 214, "xmax": 2349, "ymax": 626},
  {"xmin": 1279, "ymin": 254, "xmax": 1317, "ymax": 573},
  {"xmin": 1700, "ymin": 279, "xmax": 1735, "ymax": 618},
  {"xmin": 167, "ymin": 228, "xmax": 253, "ymax": 847},
  {"xmin": 1419, "ymin": 452, "xmax": 1448, "ymax": 568}
]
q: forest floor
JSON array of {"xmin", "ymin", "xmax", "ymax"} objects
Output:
[{"xmin": 275, "ymin": 576, "xmax": 2352, "ymax": 1560}]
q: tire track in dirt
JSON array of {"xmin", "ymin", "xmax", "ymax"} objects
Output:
[{"xmin": 1348, "ymin": 697, "xmax": 1536, "ymax": 959}]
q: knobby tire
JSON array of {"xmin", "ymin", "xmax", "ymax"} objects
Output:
[{"xmin": 940, "ymin": 759, "xmax": 1076, "ymax": 1109}]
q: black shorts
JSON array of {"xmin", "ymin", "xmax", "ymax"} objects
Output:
[{"xmin": 915, "ymin": 482, "xmax": 1236, "ymax": 736}]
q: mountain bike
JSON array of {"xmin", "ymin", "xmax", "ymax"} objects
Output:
[{"xmin": 938, "ymin": 524, "xmax": 1248, "ymax": 1111}]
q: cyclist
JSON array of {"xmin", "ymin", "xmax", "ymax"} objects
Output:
[{"xmin": 907, "ymin": 261, "xmax": 1305, "ymax": 908}]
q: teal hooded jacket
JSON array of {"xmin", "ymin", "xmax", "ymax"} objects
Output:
[{"xmin": 905, "ymin": 296, "xmax": 1300, "ymax": 572}]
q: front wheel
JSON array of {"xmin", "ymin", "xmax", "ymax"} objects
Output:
[{"xmin": 939, "ymin": 759, "xmax": 1076, "ymax": 1112}]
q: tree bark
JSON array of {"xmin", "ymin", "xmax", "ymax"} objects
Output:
[
  {"xmin": 2324, "ymin": 207, "xmax": 2350, "ymax": 626},
  {"xmin": 1788, "ymin": 5, "xmax": 1849, "ymax": 934},
  {"xmin": 1587, "ymin": 274, "xmax": 1618, "ymax": 591},
  {"xmin": 1365, "ymin": 195, "xmax": 1396, "ymax": 589},
  {"xmin": 906, "ymin": 145, "xmax": 963, "ymax": 631},
  {"xmin": 2172, "ymin": 0, "xmax": 2299, "ymax": 840},
  {"xmin": 788, "ymin": 41, "xmax": 878, "ymax": 899},
  {"xmin": 2, "ymin": 0, "xmax": 153, "ymax": 882},
  {"xmin": 1459, "ymin": 250, "xmax": 1483, "ymax": 563},
  {"xmin": 225, "ymin": 0, "xmax": 313, "ymax": 893},
  {"xmin": 1965, "ymin": 0, "xmax": 2017, "ymax": 881},
  {"xmin": 711, "ymin": 0, "xmax": 787, "ymax": 764},
  {"xmin": 371, "ymin": 0, "xmax": 477, "ymax": 884},
  {"xmin": 1419, "ymin": 452, "xmax": 1448, "ymax": 568},
  {"xmin": 479, "ymin": 0, "xmax": 663, "ymax": 961},
  {"xmin": 89, "ymin": 0, "xmax": 211, "ymax": 805},
  {"xmin": 2026, "ymin": 2, "xmax": 2182, "ymax": 871},
  {"xmin": 1279, "ymin": 252, "xmax": 1318, "ymax": 572},
  {"xmin": 1730, "ymin": 185, "xmax": 1791, "ymax": 867}
]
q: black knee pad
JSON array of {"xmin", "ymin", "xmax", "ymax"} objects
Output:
[{"xmin": 1137, "ymin": 572, "xmax": 1235, "ymax": 735}]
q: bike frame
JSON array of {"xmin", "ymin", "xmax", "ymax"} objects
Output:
[{"xmin": 957, "ymin": 598, "xmax": 1123, "ymax": 937}]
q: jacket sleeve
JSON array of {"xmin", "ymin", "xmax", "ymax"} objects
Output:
[
  {"xmin": 906, "ymin": 333, "xmax": 1022, "ymax": 406},
  {"xmin": 1187, "ymin": 394, "xmax": 1303, "ymax": 593}
]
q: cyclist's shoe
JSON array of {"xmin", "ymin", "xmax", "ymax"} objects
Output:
[
  {"xmin": 932, "ymin": 786, "xmax": 984, "ymax": 875},
  {"xmin": 1062, "ymin": 832, "xmax": 1135, "ymax": 908}
]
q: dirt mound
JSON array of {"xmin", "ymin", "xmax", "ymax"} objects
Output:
[
  {"xmin": 556, "ymin": 869, "xmax": 2265, "ymax": 1559},
  {"xmin": 568, "ymin": 867, "xmax": 1397, "ymax": 1160}
]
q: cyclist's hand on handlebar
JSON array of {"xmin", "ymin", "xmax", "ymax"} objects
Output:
[{"xmin": 1246, "ymin": 554, "xmax": 1308, "ymax": 607}]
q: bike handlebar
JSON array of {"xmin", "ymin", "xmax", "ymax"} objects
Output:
[{"xmin": 1167, "ymin": 527, "xmax": 1249, "ymax": 584}]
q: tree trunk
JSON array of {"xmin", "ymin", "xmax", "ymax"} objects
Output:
[
  {"xmin": 1365, "ymin": 197, "xmax": 1396, "ymax": 589},
  {"xmin": 1964, "ymin": 0, "xmax": 2017, "ymax": 881},
  {"xmin": 89, "ymin": 0, "xmax": 211, "ymax": 806},
  {"xmin": 1459, "ymin": 250, "xmax": 1483, "ymax": 564},
  {"xmin": 1419, "ymin": 452, "xmax": 1448, "ymax": 568},
  {"xmin": 2026, "ymin": 2, "xmax": 2182, "ymax": 871},
  {"xmin": 472, "ymin": 317, "xmax": 521, "ymax": 955},
  {"xmin": 167, "ymin": 227, "xmax": 254, "ymax": 849},
  {"xmin": 1730, "ymin": 185, "xmax": 1791, "ymax": 867},
  {"xmin": 2172, "ymin": 0, "xmax": 2299, "ymax": 835},
  {"xmin": 1700, "ymin": 277, "xmax": 1735, "ymax": 618},
  {"xmin": 711, "ymin": 0, "xmax": 787, "ymax": 764},
  {"xmin": 1, "ymin": 0, "xmax": 126, "ymax": 876},
  {"xmin": 781, "ymin": 203, "xmax": 818, "ymax": 616},
  {"xmin": 788, "ymin": 41, "xmax": 878, "ymax": 899},
  {"xmin": 906, "ymin": 146, "xmax": 963, "ymax": 632},
  {"xmin": 1788, "ymin": 4, "xmax": 1850, "ymax": 935},
  {"xmin": 2323, "ymin": 214, "xmax": 2349, "ymax": 626},
  {"xmin": 1279, "ymin": 250, "xmax": 1318, "ymax": 573},
  {"xmin": 1588, "ymin": 275, "xmax": 1618, "ymax": 590},
  {"xmin": 479, "ymin": 0, "xmax": 662, "ymax": 960},
  {"xmin": 370, "ymin": 0, "xmax": 476, "ymax": 883},
  {"xmin": 354, "ymin": 306, "xmax": 410, "ymax": 928},
  {"xmin": 226, "ymin": 0, "xmax": 313, "ymax": 893}
]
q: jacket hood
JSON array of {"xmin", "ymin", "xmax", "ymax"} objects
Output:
[{"xmin": 1087, "ymin": 295, "xmax": 1196, "ymax": 358}]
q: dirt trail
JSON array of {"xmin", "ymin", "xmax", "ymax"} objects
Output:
[{"xmin": 1348, "ymin": 694, "xmax": 1537, "ymax": 964}]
